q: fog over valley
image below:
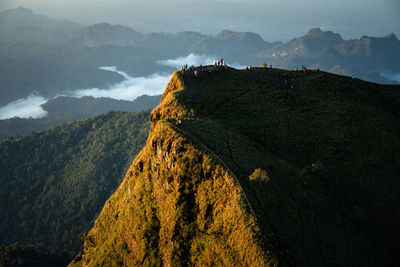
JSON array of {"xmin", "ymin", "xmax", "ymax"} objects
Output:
[
  {"xmin": 0, "ymin": 54, "xmax": 219, "ymax": 119},
  {"xmin": 0, "ymin": 95, "xmax": 48, "ymax": 119},
  {"xmin": 380, "ymin": 72, "xmax": 400, "ymax": 83}
]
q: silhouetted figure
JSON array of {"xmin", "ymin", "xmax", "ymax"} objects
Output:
[{"xmin": 283, "ymin": 78, "xmax": 288, "ymax": 88}]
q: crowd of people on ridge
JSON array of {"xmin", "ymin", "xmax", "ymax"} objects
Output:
[
  {"xmin": 174, "ymin": 61, "xmax": 356, "ymax": 126},
  {"xmin": 179, "ymin": 60, "xmax": 335, "ymax": 95},
  {"xmin": 180, "ymin": 59, "xmax": 228, "ymax": 77}
]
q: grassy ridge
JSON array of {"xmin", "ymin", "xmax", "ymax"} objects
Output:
[
  {"xmin": 73, "ymin": 68, "xmax": 400, "ymax": 266},
  {"xmin": 167, "ymin": 68, "xmax": 400, "ymax": 265}
]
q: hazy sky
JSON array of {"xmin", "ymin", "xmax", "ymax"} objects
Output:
[{"xmin": 1, "ymin": 0, "xmax": 399, "ymax": 41}]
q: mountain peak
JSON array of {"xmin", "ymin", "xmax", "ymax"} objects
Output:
[
  {"xmin": 305, "ymin": 27, "xmax": 343, "ymax": 41},
  {"xmin": 386, "ymin": 33, "xmax": 399, "ymax": 41},
  {"xmin": 215, "ymin": 29, "xmax": 265, "ymax": 43},
  {"xmin": 217, "ymin": 29, "xmax": 235, "ymax": 37},
  {"xmin": 262, "ymin": 27, "xmax": 344, "ymax": 57},
  {"xmin": 2, "ymin": 7, "xmax": 35, "ymax": 17},
  {"xmin": 67, "ymin": 23, "xmax": 142, "ymax": 46},
  {"xmin": 0, "ymin": 6, "xmax": 82, "ymax": 37},
  {"xmin": 8, "ymin": 7, "xmax": 34, "ymax": 14},
  {"xmin": 307, "ymin": 27, "xmax": 323, "ymax": 34}
]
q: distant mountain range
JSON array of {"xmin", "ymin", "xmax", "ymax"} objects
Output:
[
  {"xmin": 0, "ymin": 7, "xmax": 399, "ymax": 135},
  {"xmin": 0, "ymin": 7, "xmax": 82, "ymax": 43},
  {"xmin": 257, "ymin": 28, "xmax": 400, "ymax": 83},
  {"xmin": 66, "ymin": 23, "xmax": 143, "ymax": 47},
  {"xmin": 188, "ymin": 30, "xmax": 279, "ymax": 64},
  {"xmin": 258, "ymin": 28, "xmax": 344, "ymax": 59},
  {"xmin": 0, "ymin": 7, "xmax": 398, "ymax": 105}
]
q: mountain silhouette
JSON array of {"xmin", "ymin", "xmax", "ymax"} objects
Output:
[
  {"xmin": 258, "ymin": 27, "xmax": 344, "ymax": 59},
  {"xmin": 66, "ymin": 23, "xmax": 143, "ymax": 47},
  {"xmin": 0, "ymin": 7, "xmax": 82, "ymax": 43}
]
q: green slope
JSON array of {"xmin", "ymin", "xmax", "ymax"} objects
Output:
[
  {"xmin": 0, "ymin": 242, "xmax": 70, "ymax": 267},
  {"xmin": 165, "ymin": 68, "xmax": 400, "ymax": 265},
  {"xmin": 0, "ymin": 110, "xmax": 150, "ymax": 260},
  {"xmin": 72, "ymin": 68, "xmax": 400, "ymax": 266}
]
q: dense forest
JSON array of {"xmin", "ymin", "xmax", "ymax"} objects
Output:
[
  {"xmin": 0, "ymin": 110, "xmax": 151, "ymax": 263},
  {"xmin": 0, "ymin": 243, "xmax": 70, "ymax": 267}
]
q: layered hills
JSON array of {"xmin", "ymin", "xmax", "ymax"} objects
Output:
[
  {"xmin": 259, "ymin": 28, "xmax": 400, "ymax": 84},
  {"xmin": 0, "ymin": 7, "xmax": 82, "ymax": 43},
  {"xmin": 1, "ymin": 7, "xmax": 399, "ymax": 108},
  {"xmin": 71, "ymin": 68, "xmax": 400, "ymax": 266},
  {"xmin": 258, "ymin": 27, "xmax": 344, "ymax": 58},
  {"xmin": 66, "ymin": 23, "xmax": 143, "ymax": 47}
]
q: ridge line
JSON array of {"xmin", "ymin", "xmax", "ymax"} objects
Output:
[{"xmin": 163, "ymin": 120, "xmax": 258, "ymax": 222}]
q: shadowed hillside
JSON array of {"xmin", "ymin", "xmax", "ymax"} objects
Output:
[{"xmin": 71, "ymin": 67, "xmax": 400, "ymax": 266}]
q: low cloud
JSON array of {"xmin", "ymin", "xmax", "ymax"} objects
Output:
[
  {"xmin": 380, "ymin": 72, "xmax": 400, "ymax": 83},
  {"xmin": 99, "ymin": 66, "xmax": 131, "ymax": 79},
  {"xmin": 0, "ymin": 67, "xmax": 170, "ymax": 120},
  {"xmin": 0, "ymin": 94, "xmax": 48, "ymax": 119},
  {"xmin": 72, "ymin": 68, "xmax": 170, "ymax": 100}
]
